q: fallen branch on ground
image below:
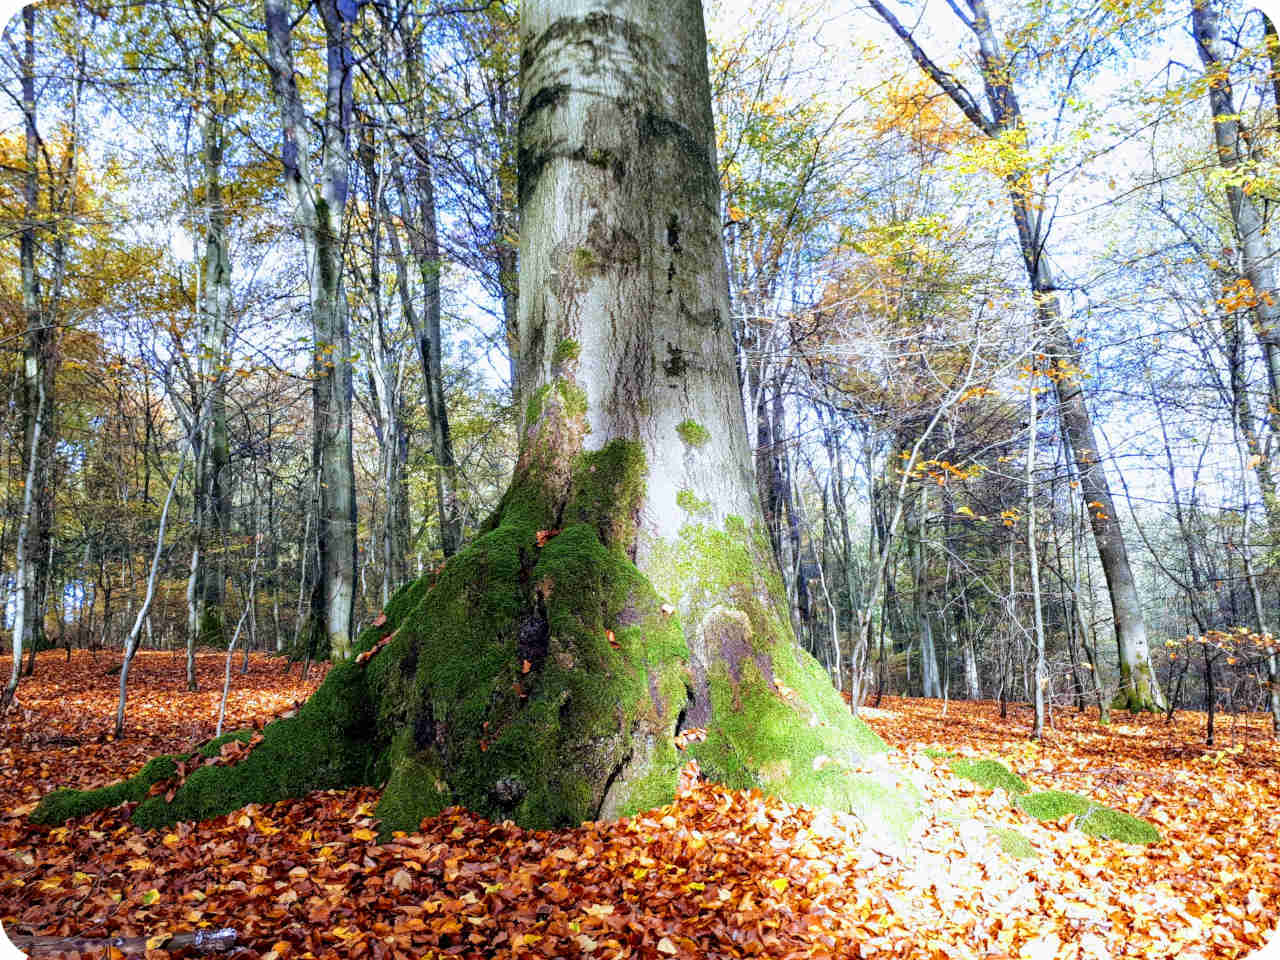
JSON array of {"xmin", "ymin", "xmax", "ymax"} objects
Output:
[{"xmin": 12, "ymin": 928, "xmax": 237, "ymax": 956}]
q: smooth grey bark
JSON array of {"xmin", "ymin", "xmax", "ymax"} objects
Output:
[
  {"xmin": 6, "ymin": 5, "xmax": 43, "ymax": 711},
  {"xmin": 263, "ymin": 0, "xmax": 358, "ymax": 659},
  {"xmin": 910, "ymin": 485, "xmax": 941, "ymax": 699},
  {"xmin": 5, "ymin": 4, "xmax": 60, "ymax": 707},
  {"xmin": 869, "ymin": 0, "xmax": 1164, "ymax": 712},
  {"xmin": 186, "ymin": 10, "xmax": 233, "ymax": 685},
  {"xmin": 1027, "ymin": 362, "xmax": 1047, "ymax": 738},
  {"xmin": 354, "ymin": 119, "xmax": 411, "ymax": 601},
  {"xmin": 517, "ymin": 0, "xmax": 761, "ymax": 544},
  {"xmin": 1193, "ymin": 0, "xmax": 1280, "ymax": 733}
]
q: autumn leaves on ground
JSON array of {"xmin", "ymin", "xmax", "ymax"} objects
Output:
[{"xmin": 2, "ymin": 652, "xmax": 1277, "ymax": 960}]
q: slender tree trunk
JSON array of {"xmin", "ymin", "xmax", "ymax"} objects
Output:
[
  {"xmin": 1027, "ymin": 363, "xmax": 1048, "ymax": 738},
  {"xmin": 395, "ymin": 16, "xmax": 463, "ymax": 557},
  {"xmin": 911, "ymin": 485, "xmax": 940, "ymax": 699},
  {"xmin": 116, "ymin": 443, "xmax": 189, "ymax": 739},
  {"xmin": 5, "ymin": 5, "xmax": 51, "ymax": 711},
  {"xmin": 188, "ymin": 14, "xmax": 233, "ymax": 669},
  {"xmin": 869, "ymin": 0, "xmax": 1163, "ymax": 712},
  {"xmin": 263, "ymin": 0, "xmax": 358, "ymax": 659}
]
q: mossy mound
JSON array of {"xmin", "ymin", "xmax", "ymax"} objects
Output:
[
  {"xmin": 1013, "ymin": 790, "xmax": 1160, "ymax": 844},
  {"xmin": 32, "ymin": 731, "xmax": 253, "ymax": 826},
  {"xmin": 948, "ymin": 757, "xmax": 1029, "ymax": 796},
  {"xmin": 941, "ymin": 755, "xmax": 1159, "ymax": 845},
  {"xmin": 992, "ymin": 827, "xmax": 1037, "ymax": 859},
  {"xmin": 650, "ymin": 517, "xmax": 908, "ymax": 844},
  {"xmin": 31, "ymin": 440, "xmax": 903, "ymax": 843}
]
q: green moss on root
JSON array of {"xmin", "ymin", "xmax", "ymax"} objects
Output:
[
  {"xmin": 650, "ymin": 518, "xmax": 907, "ymax": 843},
  {"xmin": 31, "ymin": 755, "xmax": 182, "ymax": 825},
  {"xmin": 30, "ymin": 730, "xmax": 260, "ymax": 826}
]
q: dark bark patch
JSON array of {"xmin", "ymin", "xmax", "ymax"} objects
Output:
[
  {"xmin": 666, "ymin": 213, "xmax": 682, "ymax": 252},
  {"xmin": 489, "ymin": 776, "xmax": 527, "ymax": 808},
  {"xmin": 647, "ymin": 669, "xmax": 665, "ymax": 716},
  {"xmin": 586, "ymin": 212, "xmax": 641, "ymax": 266},
  {"xmin": 521, "ymin": 12, "xmax": 656, "ymax": 75},
  {"xmin": 663, "ymin": 343, "xmax": 686, "ymax": 378},
  {"xmin": 639, "ymin": 111, "xmax": 718, "ymax": 199},
  {"xmin": 516, "ymin": 597, "xmax": 551, "ymax": 672},
  {"xmin": 412, "ymin": 695, "xmax": 436, "ymax": 752}
]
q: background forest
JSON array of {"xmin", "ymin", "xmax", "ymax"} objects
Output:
[{"xmin": 1, "ymin": 0, "xmax": 1278, "ymax": 738}]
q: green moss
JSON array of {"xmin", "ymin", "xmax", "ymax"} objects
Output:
[
  {"xmin": 993, "ymin": 827, "xmax": 1037, "ymax": 859},
  {"xmin": 676, "ymin": 488, "xmax": 711, "ymax": 515},
  {"xmin": 367, "ymin": 512, "xmax": 690, "ymax": 834},
  {"xmin": 131, "ymin": 662, "xmax": 378, "ymax": 830},
  {"xmin": 553, "ymin": 338, "xmax": 581, "ymax": 364},
  {"xmin": 649, "ymin": 517, "xmax": 905, "ymax": 842},
  {"xmin": 943, "ymin": 756, "xmax": 1159, "ymax": 845},
  {"xmin": 675, "ymin": 419, "xmax": 711, "ymax": 447},
  {"xmin": 571, "ymin": 247, "xmax": 598, "ymax": 275},
  {"xmin": 565, "ymin": 440, "xmax": 648, "ymax": 556},
  {"xmin": 30, "ymin": 728, "xmax": 265, "ymax": 827},
  {"xmin": 556, "ymin": 380, "xmax": 588, "ymax": 419},
  {"xmin": 923, "ymin": 747, "xmax": 953, "ymax": 760},
  {"xmin": 31, "ymin": 754, "xmax": 181, "ymax": 825},
  {"xmin": 1013, "ymin": 790, "xmax": 1160, "ymax": 844},
  {"xmin": 948, "ymin": 757, "xmax": 1029, "ymax": 795},
  {"xmin": 525, "ymin": 384, "xmax": 553, "ymax": 427}
]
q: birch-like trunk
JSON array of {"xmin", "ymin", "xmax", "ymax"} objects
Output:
[
  {"xmin": 869, "ymin": 0, "xmax": 1163, "ymax": 711},
  {"xmin": 6, "ymin": 5, "xmax": 54, "ymax": 708},
  {"xmin": 1194, "ymin": 0, "xmax": 1280, "ymax": 733},
  {"xmin": 188, "ymin": 16, "xmax": 233, "ymax": 675},
  {"xmin": 264, "ymin": 0, "xmax": 357, "ymax": 659}
]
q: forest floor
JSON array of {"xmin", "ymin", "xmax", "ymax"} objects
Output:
[{"xmin": 1, "ymin": 650, "xmax": 1277, "ymax": 960}]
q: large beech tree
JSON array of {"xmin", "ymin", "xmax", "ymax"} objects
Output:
[{"xmin": 33, "ymin": 0, "xmax": 904, "ymax": 842}]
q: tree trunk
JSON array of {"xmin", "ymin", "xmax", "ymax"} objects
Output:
[
  {"xmin": 911, "ymin": 486, "xmax": 941, "ymax": 699},
  {"xmin": 1194, "ymin": 0, "xmax": 1280, "ymax": 736},
  {"xmin": 5, "ymin": 5, "xmax": 53, "ymax": 711},
  {"xmin": 189, "ymin": 16, "xmax": 233, "ymax": 666},
  {"xmin": 263, "ymin": 0, "xmax": 357, "ymax": 660},
  {"xmin": 869, "ymin": 0, "xmax": 1164, "ymax": 712},
  {"xmin": 395, "ymin": 16, "xmax": 464, "ymax": 558},
  {"xmin": 33, "ymin": 0, "xmax": 904, "ymax": 848},
  {"xmin": 1027, "ymin": 361, "xmax": 1048, "ymax": 739}
]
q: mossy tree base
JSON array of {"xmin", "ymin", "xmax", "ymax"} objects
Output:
[{"xmin": 33, "ymin": 442, "xmax": 902, "ymax": 842}]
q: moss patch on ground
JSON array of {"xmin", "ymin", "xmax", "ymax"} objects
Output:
[
  {"xmin": 948, "ymin": 757, "xmax": 1029, "ymax": 796},
  {"xmin": 941, "ymin": 755, "xmax": 1159, "ymax": 845},
  {"xmin": 1014, "ymin": 790, "xmax": 1160, "ymax": 844},
  {"xmin": 993, "ymin": 827, "xmax": 1038, "ymax": 859}
]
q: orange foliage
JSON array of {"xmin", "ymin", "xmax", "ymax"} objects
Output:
[{"xmin": 1, "ymin": 656, "xmax": 1277, "ymax": 959}]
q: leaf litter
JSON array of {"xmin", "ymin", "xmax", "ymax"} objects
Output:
[{"xmin": 1, "ymin": 652, "xmax": 1277, "ymax": 959}]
